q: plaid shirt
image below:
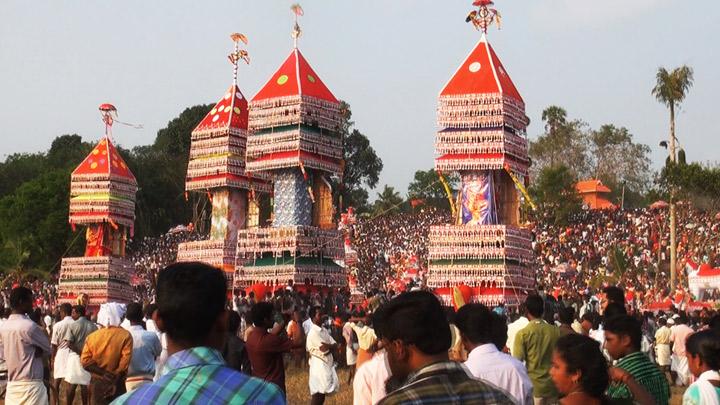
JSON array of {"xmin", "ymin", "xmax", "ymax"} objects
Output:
[
  {"xmin": 378, "ymin": 361, "xmax": 514, "ymax": 405},
  {"xmin": 606, "ymin": 351, "xmax": 670, "ymax": 405},
  {"xmin": 112, "ymin": 346, "xmax": 285, "ymax": 405}
]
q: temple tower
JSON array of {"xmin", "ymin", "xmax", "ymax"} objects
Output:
[
  {"xmin": 58, "ymin": 105, "xmax": 136, "ymax": 307},
  {"xmin": 236, "ymin": 5, "xmax": 346, "ymax": 289},
  {"xmin": 177, "ymin": 34, "xmax": 271, "ymax": 283},
  {"xmin": 427, "ymin": 1, "xmax": 535, "ymax": 306}
]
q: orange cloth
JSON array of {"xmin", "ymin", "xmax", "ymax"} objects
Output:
[
  {"xmin": 356, "ymin": 348, "xmax": 373, "ymax": 369},
  {"xmin": 80, "ymin": 326, "xmax": 133, "ymax": 376}
]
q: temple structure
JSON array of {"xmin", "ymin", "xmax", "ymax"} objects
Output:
[
  {"xmin": 427, "ymin": 1, "xmax": 535, "ymax": 306},
  {"xmin": 58, "ymin": 105, "xmax": 136, "ymax": 307},
  {"xmin": 236, "ymin": 5, "xmax": 346, "ymax": 289},
  {"xmin": 176, "ymin": 34, "xmax": 271, "ymax": 283}
]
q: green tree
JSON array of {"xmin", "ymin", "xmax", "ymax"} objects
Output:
[
  {"xmin": 339, "ymin": 101, "xmax": 383, "ymax": 213},
  {"xmin": 0, "ymin": 170, "xmax": 81, "ymax": 274},
  {"xmin": 153, "ymin": 104, "xmax": 213, "ymax": 157},
  {"xmin": 372, "ymin": 185, "xmax": 404, "ymax": 216},
  {"xmin": 0, "ymin": 153, "xmax": 46, "ymax": 198},
  {"xmin": 589, "ymin": 124, "xmax": 651, "ymax": 206},
  {"xmin": 529, "ymin": 106, "xmax": 589, "ymax": 178},
  {"xmin": 47, "ymin": 134, "xmax": 94, "ymax": 170},
  {"xmin": 652, "ymin": 65, "xmax": 694, "ymax": 291},
  {"xmin": 530, "ymin": 165, "xmax": 581, "ymax": 225},
  {"xmin": 407, "ymin": 168, "xmax": 457, "ymax": 211}
]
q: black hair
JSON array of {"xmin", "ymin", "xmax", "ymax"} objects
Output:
[
  {"xmin": 686, "ymin": 329, "xmax": 720, "ymax": 370},
  {"xmin": 308, "ymin": 306, "xmax": 323, "ymax": 320},
  {"xmin": 603, "ymin": 286, "xmax": 625, "ymax": 305},
  {"xmin": 604, "ymin": 315, "xmax": 642, "ymax": 351},
  {"xmin": 603, "ymin": 302, "xmax": 627, "ymax": 318},
  {"xmin": 156, "ymin": 262, "xmax": 227, "ymax": 344},
  {"xmin": 559, "ymin": 306, "xmax": 575, "ymax": 325},
  {"xmin": 658, "ymin": 317, "xmax": 667, "ymax": 326},
  {"xmin": 9, "ymin": 287, "xmax": 33, "ymax": 311},
  {"xmin": 374, "ymin": 291, "xmax": 450, "ymax": 355},
  {"xmin": 490, "ymin": 314, "xmax": 508, "ymax": 351},
  {"xmin": 709, "ymin": 314, "xmax": 720, "ymax": 334},
  {"xmin": 525, "ymin": 295, "xmax": 544, "ymax": 318},
  {"xmin": 126, "ymin": 302, "xmax": 144, "ymax": 323},
  {"xmin": 555, "ymin": 333, "xmax": 609, "ymax": 399},
  {"xmin": 455, "ymin": 304, "xmax": 495, "ymax": 346},
  {"xmin": 144, "ymin": 303, "xmax": 158, "ymax": 319},
  {"xmin": 228, "ymin": 311, "xmax": 241, "ymax": 334},
  {"xmin": 59, "ymin": 303, "xmax": 72, "ymax": 317},
  {"xmin": 250, "ymin": 302, "xmax": 274, "ymax": 327},
  {"xmin": 581, "ymin": 311, "xmax": 600, "ymax": 329},
  {"xmin": 72, "ymin": 305, "xmax": 86, "ymax": 317}
]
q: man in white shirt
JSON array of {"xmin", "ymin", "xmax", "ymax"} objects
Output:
[
  {"xmin": 353, "ymin": 349, "xmax": 392, "ymax": 405},
  {"xmin": 506, "ymin": 312, "xmax": 529, "ymax": 356},
  {"xmin": 50, "ymin": 303, "xmax": 74, "ymax": 405},
  {"xmin": 306, "ymin": 306, "xmax": 338, "ymax": 405},
  {"xmin": 456, "ymin": 303, "xmax": 533, "ymax": 405}
]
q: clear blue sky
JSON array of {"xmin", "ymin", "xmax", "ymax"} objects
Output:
[{"xmin": 1, "ymin": 1, "xmax": 718, "ymax": 196}]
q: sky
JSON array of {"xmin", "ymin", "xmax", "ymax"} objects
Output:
[{"xmin": 1, "ymin": 1, "xmax": 718, "ymax": 196}]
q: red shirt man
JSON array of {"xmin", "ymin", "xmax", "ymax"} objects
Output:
[{"xmin": 245, "ymin": 303, "xmax": 295, "ymax": 393}]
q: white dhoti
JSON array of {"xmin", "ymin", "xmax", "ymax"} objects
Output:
[
  {"xmin": 53, "ymin": 346, "xmax": 70, "ymax": 379},
  {"xmin": 671, "ymin": 354, "xmax": 691, "ymax": 386},
  {"xmin": 655, "ymin": 344, "xmax": 671, "ymax": 367},
  {"xmin": 64, "ymin": 351, "xmax": 91, "ymax": 386},
  {"xmin": 5, "ymin": 380, "xmax": 48, "ymax": 405},
  {"xmin": 308, "ymin": 355, "xmax": 339, "ymax": 395},
  {"xmin": 346, "ymin": 343, "xmax": 359, "ymax": 366}
]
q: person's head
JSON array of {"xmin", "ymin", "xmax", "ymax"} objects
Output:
[
  {"xmin": 125, "ymin": 302, "xmax": 144, "ymax": 324},
  {"xmin": 71, "ymin": 305, "xmax": 85, "ymax": 321},
  {"xmin": 455, "ymin": 304, "xmax": 506, "ymax": 351},
  {"xmin": 602, "ymin": 286, "xmax": 624, "ymax": 310},
  {"xmin": 658, "ymin": 317, "xmax": 667, "ymax": 327},
  {"xmin": 145, "ymin": 303, "xmax": 158, "ymax": 320},
  {"xmin": 604, "ymin": 315, "xmax": 642, "ymax": 360},
  {"xmin": 525, "ymin": 295, "xmax": 544, "ymax": 320},
  {"xmin": 375, "ymin": 291, "xmax": 451, "ymax": 381},
  {"xmin": 9, "ymin": 287, "xmax": 33, "ymax": 315},
  {"xmin": 309, "ymin": 306, "xmax": 325, "ymax": 326},
  {"xmin": 686, "ymin": 330, "xmax": 720, "ymax": 376},
  {"xmin": 228, "ymin": 311, "xmax": 241, "ymax": 334},
  {"xmin": 59, "ymin": 303, "xmax": 72, "ymax": 318},
  {"xmin": 559, "ymin": 306, "xmax": 575, "ymax": 326},
  {"xmin": 709, "ymin": 314, "xmax": 720, "ymax": 334},
  {"xmin": 250, "ymin": 302, "xmax": 274, "ymax": 329},
  {"xmin": 292, "ymin": 309, "xmax": 302, "ymax": 323},
  {"xmin": 155, "ymin": 262, "xmax": 228, "ymax": 351},
  {"xmin": 551, "ymin": 333, "xmax": 609, "ymax": 398},
  {"xmin": 580, "ymin": 312, "xmax": 599, "ymax": 334}
]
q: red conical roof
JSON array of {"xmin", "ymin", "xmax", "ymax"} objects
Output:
[
  {"xmin": 194, "ymin": 84, "xmax": 249, "ymax": 134},
  {"xmin": 72, "ymin": 137, "xmax": 135, "ymax": 182},
  {"xmin": 252, "ymin": 48, "xmax": 338, "ymax": 103},
  {"xmin": 441, "ymin": 34, "xmax": 523, "ymax": 103}
]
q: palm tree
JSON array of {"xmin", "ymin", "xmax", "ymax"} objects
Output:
[
  {"xmin": 0, "ymin": 238, "xmax": 49, "ymax": 287},
  {"xmin": 372, "ymin": 185, "xmax": 404, "ymax": 216},
  {"xmin": 652, "ymin": 65, "xmax": 694, "ymax": 291}
]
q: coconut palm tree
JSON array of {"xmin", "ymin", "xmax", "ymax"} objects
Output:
[
  {"xmin": 652, "ymin": 65, "xmax": 694, "ymax": 291},
  {"xmin": 372, "ymin": 185, "xmax": 404, "ymax": 216}
]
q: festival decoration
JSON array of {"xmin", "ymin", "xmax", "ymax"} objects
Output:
[
  {"xmin": 428, "ymin": 1, "xmax": 534, "ymax": 306},
  {"xmin": 237, "ymin": 5, "xmax": 346, "ymax": 289},
  {"xmin": 177, "ymin": 33, "xmax": 271, "ymax": 282},
  {"xmin": 58, "ymin": 105, "xmax": 138, "ymax": 308}
]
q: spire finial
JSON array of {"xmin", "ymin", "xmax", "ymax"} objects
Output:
[
  {"xmin": 466, "ymin": 0, "xmax": 502, "ymax": 34},
  {"xmin": 228, "ymin": 33, "xmax": 250, "ymax": 85},
  {"xmin": 291, "ymin": 4, "xmax": 304, "ymax": 48}
]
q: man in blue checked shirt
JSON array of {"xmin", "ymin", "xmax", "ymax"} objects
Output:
[{"xmin": 112, "ymin": 262, "xmax": 285, "ymax": 404}]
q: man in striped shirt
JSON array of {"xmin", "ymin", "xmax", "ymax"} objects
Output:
[
  {"xmin": 113, "ymin": 262, "xmax": 284, "ymax": 405},
  {"xmin": 604, "ymin": 315, "xmax": 670, "ymax": 405}
]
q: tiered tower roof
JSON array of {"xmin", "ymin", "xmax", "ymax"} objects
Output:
[{"xmin": 253, "ymin": 48, "xmax": 338, "ymax": 104}]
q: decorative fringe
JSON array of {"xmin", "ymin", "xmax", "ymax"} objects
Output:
[{"xmin": 236, "ymin": 226, "xmax": 344, "ymax": 260}]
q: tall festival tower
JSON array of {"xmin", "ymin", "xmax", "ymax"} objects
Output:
[
  {"xmin": 427, "ymin": 1, "xmax": 535, "ymax": 306},
  {"xmin": 177, "ymin": 34, "xmax": 271, "ymax": 283},
  {"xmin": 58, "ymin": 105, "xmax": 137, "ymax": 307},
  {"xmin": 236, "ymin": 4, "xmax": 346, "ymax": 290}
]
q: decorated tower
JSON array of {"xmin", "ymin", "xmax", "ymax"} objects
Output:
[
  {"xmin": 58, "ymin": 104, "xmax": 137, "ymax": 307},
  {"xmin": 427, "ymin": 1, "xmax": 535, "ymax": 307},
  {"xmin": 236, "ymin": 4, "xmax": 346, "ymax": 289},
  {"xmin": 177, "ymin": 34, "xmax": 271, "ymax": 282}
]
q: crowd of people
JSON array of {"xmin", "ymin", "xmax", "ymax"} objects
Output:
[{"xmin": 1, "ymin": 264, "xmax": 719, "ymax": 404}]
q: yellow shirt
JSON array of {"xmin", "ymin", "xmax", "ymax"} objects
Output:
[
  {"xmin": 655, "ymin": 325, "xmax": 671, "ymax": 345},
  {"xmin": 349, "ymin": 323, "xmax": 377, "ymax": 350},
  {"xmin": 81, "ymin": 326, "xmax": 133, "ymax": 376}
]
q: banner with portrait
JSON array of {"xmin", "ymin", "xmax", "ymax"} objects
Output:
[{"xmin": 461, "ymin": 171, "xmax": 496, "ymax": 225}]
